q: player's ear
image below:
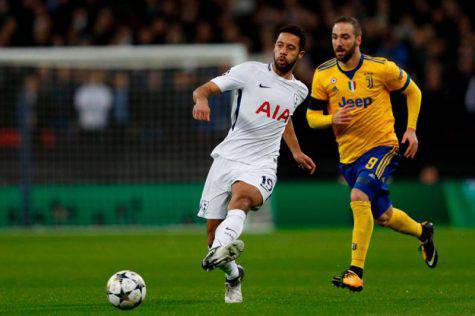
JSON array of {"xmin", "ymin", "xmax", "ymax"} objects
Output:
[
  {"xmin": 356, "ymin": 35, "xmax": 362, "ymax": 46},
  {"xmin": 298, "ymin": 50, "xmax": 305, "ymax": 59}
]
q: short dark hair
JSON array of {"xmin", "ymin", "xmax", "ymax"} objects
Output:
[
  {"xmin": 276, "ymin": 25, "xmax": 306, "ymax": 51},
  {"xmin": 332, "ymin": 16, "xmax": 362, "ymax": 37}
]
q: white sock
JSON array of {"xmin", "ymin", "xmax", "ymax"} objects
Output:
[
  {"xmin": 220, "ymin": 261, "xmax": 239, "ymax": 280},
  {"xmin": 211, "ymin": 209, "xmax": 246, "ymax": 248}
]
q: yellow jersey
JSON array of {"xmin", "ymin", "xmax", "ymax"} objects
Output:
[{"xmin": 310, "ymin": 54, "xmax": 411, "ymax": 164}]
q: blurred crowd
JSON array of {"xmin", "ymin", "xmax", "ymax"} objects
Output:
[
  {"xmin": 0, "ymin": 67, "xmax": 230, "ymax": 148},
  {"xmin": 0, "ymin": 66, "xmax": 234, "ymax": 185},
  {"xmin": 0, "ymin": 0, "xmax": 472, "ymax": 82},
  {"xmin": 0, "ymin": 0, "xmax": 474, "ymax": 179}
]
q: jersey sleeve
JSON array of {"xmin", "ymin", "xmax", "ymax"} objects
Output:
[
  {"xmin": 384, "ymin": 61, "xmax": 411, "ymax": 92},
  {"xmin": 211, "ymin": 63, "xmax": 249, "ymax": 92},
  {"xmin": 310, "ymin": 69, "xmax": 328, "ymax": 101},
  {"xmin": 297, "ymin": 85, "xmax": 309, "ymax": 107}
]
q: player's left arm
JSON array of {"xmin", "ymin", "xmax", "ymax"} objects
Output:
[
  {"xmin": 283, "ymin": 119, "xmax": 316, "ymax": 174},
  {"xmin": 385, "ymin": 61, "xmax": 422, "ymax": 159},
  {"xmin": 401, "ymin": 80, "xmax": 422, "ymax": 159}
]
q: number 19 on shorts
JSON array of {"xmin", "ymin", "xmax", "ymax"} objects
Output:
[{"xmin": 260, "ymin": 176, "xmax": 274, "ymax": 192}]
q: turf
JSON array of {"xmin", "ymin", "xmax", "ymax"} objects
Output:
[{"xmin": 0, "ymin": 228, "xmax": 474, "ymax": 315}]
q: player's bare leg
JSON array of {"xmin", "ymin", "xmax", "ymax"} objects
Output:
[
  {"xmin": 206, "ymin": 219, "xmax": 222, "ymax": 248},
  {"xmin": 205, "ymin": 219, "xmax": 243, "ymax": 302},
  {"xmin": 202, "ymin": 181, "xmax": 262, "ymax": 271},
  {"xmin": 376, "ymin": 207, "xmax": 438, "ymax": 268},
  {"xmin": 202, "ymin": 181, "xmax": 262, "ymax": 303},
  {"xmin": 205, "ymin": 219, "xmax": 240, "ymax": 277},
  {"xmin": 205, "ymin": 219, "xmax": 244, "ymax": 303}
]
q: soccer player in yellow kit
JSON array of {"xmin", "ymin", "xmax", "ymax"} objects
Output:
[{"xmin": 307, "ymin": 17, "xmax": 438, "ymax": 292}]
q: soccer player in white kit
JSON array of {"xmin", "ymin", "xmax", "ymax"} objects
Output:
[{"xmin": 192, "ymin": 25, "xmax": 316, "ymax": 303}]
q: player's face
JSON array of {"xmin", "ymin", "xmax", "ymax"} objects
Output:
[
  {"xmin": 332, "ymin": 23, "xmax": 361, "ymax": 62},
  {"xmin": 273, "ymin": 33, "xmax": 304, "ymax": 73}
]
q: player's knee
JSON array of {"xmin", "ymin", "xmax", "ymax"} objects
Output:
[
  {"xmin": 231, "ymin": 195, "xmax": 254, "ymax": 211},
  {"xmin": 375, "ymin": 216, "xmax": 390, "ymax": 227},
  {"xmin": 375, "ymin": 211, "xmax": 392, "ymax": 227},
  {"xmin": 350, "ymin": 189, "xmax": 369, "ymax": 202}
]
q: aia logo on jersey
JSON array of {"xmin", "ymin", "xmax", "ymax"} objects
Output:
[
  {"xmin": 338, "ymin": 96, "xmax": 373, "ymax": 108},
  {"xmin": 255, "ymin": 101, "xmax": 290, "ymax": 123}
]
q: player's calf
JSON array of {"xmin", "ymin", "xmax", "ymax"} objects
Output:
[{"xmin": 379, "ymin": 207, "xmax": 422, "ymax": 238}]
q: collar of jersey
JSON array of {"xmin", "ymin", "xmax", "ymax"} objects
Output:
[
  {"xmin": 268, "ymin": 62, "xmax": 295, "ymax": 82},
  {"xmin": 336, "ymin": 54, "xmax": 364, "ymax": 80}
]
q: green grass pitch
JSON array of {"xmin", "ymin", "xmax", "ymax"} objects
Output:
[{"xmin": 0, "ymin": 228, "xmax": 474, "ymax": 315}]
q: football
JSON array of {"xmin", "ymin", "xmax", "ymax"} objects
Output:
[{"xmin": 106, "ymin": 270, "xmax": 147, "ymax": 310}]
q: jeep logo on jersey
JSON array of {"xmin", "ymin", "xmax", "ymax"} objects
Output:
[
  {"xmin": 255, "ymin": 101, "xmax": 290, "ymax": 123},
  {"xmin": 338, "ymin": 96, "xmax": 373, "ymax": 108}
]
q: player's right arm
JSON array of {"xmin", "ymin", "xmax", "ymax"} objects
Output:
[
  {"xmin": 306, "ymin": 69, "xmax": 353, "ymax": 128},
  {"xmin": 192, "ymin": 63, "xmax": 250, "ymax": 122},
  {"xmin": 192, "ymin": 82, "xmax": 221, "ymax": 121}
]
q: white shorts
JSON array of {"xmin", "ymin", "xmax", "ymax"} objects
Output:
[{"xmin": 197, "ymin": 156, "xmax": 277, "ymax": 219}]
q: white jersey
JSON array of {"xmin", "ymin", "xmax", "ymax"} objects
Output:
[{"xmin": 210, "ymin": 61, "xmax": 308, "ymax": 167}]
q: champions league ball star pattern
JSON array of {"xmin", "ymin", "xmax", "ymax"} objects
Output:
[{"xmin": 107, "ymin": 270, "xmax": 147, "ymax": 310}]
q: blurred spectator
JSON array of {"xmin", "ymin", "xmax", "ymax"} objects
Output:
[
  {"xmin": 16, "ymin": 75, "xmax": 39, "ymax": 130},
  {"xmin": 0, "ymin": 0, "xmax": 16, "ymax": 46},
  {"xmin": 92, "ymin": 8, "xmax": 115, "ymax": 45},
  {"xmin": 133, "ymin": 71, "xmax": 166, "ymax": 144},
  {"xmin": 194, "ymin": 21, "xmax": 214, "ymax": 43},
  {"xmin": 112, "ymin": 72, "xmax": 130, "ymax": 126},
  {"xmin": 111, "ymin": 72, "xmax": 130, "ymax": 147},
  {"xmin": 68, "ymin": 7, "xmax": 89, "ymax": 45},
  {"xmin": 74, "ymin": 71, "xmax": 112, "ymax": 131},
  {"xmin": 50, "ymin": 68, "xmax": 75, "ymax": 138},
  {"xmin": 111, "ymin": 25, "xmax": 133, "ymax": 46},
  {"xmin": 32, "ymin": 2, "xmax": 52, "ymax": 46},
  {"xmin": 376, "ymin": 29, "xmax": 409, "ymax": 67},
  {"xmin": 419, "ymin": 165, "xmax": 440, "ymax": 185}
]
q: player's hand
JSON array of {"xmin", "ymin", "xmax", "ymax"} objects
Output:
[
  {"xmin": 192, "ymin": 100, "xmax": 211, "ymax": 121},
  {"xmin": 332, "ymin": 104, "xmax": 354, "ymax": 125},
  {"xmin": 401, "ymin": 128, "xmax": 418, "ymax": 159},
  {"xmin": 293, "ymin": 151, "xmax": 317, "ymax": 175}
]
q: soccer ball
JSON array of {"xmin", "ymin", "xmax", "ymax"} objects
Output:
[{"xmin": 106, "ymin": 270, "xmax": 146, "ymax": 310}]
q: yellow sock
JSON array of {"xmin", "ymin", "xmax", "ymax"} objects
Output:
[
  {"xmin": 350, "ymin": 201, "xmax": 374, "ymax": 269},
  {"xmin": 387, "ymin": 208, "xmax": 422, "ymax": 238}
]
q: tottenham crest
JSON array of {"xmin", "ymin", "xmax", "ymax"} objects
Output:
[{"xmin": 293, "ymin": 93, "xmax": 299, "ymax": 106}]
